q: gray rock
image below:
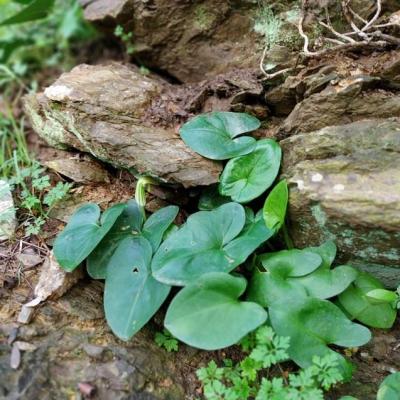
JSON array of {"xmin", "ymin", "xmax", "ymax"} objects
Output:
[
  {"xmin": 278, "ymin": 76, "xmax": 400, "ymax": 137},
  {"xmin": 281, "ymin": 118, "xmax": 400, "ymax": 287},
  {"xmin": 0, "ymin": 180, "xmax": 16, "ymax": 241},
  {"xmin": 24, "ymin": 63, "xmax": 222, "ymax": 188},
  {"xmin": 80, "ymin": 0, "xmax": 263, "ymax": 83},
  {"xmin": 0, "ymin": 281, "xmax": 186, "ymax": 399}
]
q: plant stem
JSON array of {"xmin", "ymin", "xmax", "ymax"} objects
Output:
[{"xmin": 282, "ymin": 223, "xmax": 294, "ymax": 249}]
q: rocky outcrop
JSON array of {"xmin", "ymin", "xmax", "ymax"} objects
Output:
[
  {"xmin": 0, "ymin": 281, "xmax": 186, "ymax": 399},
  {"xmin": 278, "ymin": 76, "xmax": 400, "ymax": 137},
  {"xmin": 80, "ymin": 0, "xmax": 264, "ymax": 82},
  {"xmin": 281, "ymin": 118, "xmax": 400, "ymax": 287},
  {"xmin": 24, "ymin": 63, "xmax": 222, "ymax": 188}
]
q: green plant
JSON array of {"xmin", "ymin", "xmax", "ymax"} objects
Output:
[
  {"xmin": 8, "ymin": 157, "xmax": 71, "ymax": 235},
  {"xmin": 114, "ymin": 24, "xmax": 135, "ymax": 55},
  {"xmin": 254, "ymin": 6, "xmax": 282, "ymax": 49},
  {"xmin": 196, "ymin": 325, "xmax": 344, "ymax": 400},
  {"xmin": 54, "ymin": 111, "xmax": 397, "ymax": 387},
  {"xmin": 155, "ymin": 329, "xmax": 179, "ymax": 352}
]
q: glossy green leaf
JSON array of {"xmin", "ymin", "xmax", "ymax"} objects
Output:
[
  {"xmin": 165, "ymin": 272, "xmax": 268, "ymax": 350},
  {"xmin": 338, "ymin": 272, "xmax": 397, "ymax": 329},
  {"xmin": 247, "ymin": 266, "xmax": 308, "ymax": 307},
  {"xmin": 377, "ymin": 372, "xmax": 400, "ymax": 400},
  {"xmin": 308, "ymin": 240, "xmax": 337, "ymax": 269},
  {"xmin": 87, "ymin": 200, "xmax": 143, "ymax": 279},
  {"xmin": 142, "ymin": 205, "xmax": 179, "ymax": 252},
  {"xmin": 87, "ymin": 202, "xmax": 178, "ymax": 279},
  {"xmin": 198, "ymin": 185, "xmax": 230, "ymax": 211},
  {"xmin": 263, "ymin": 180, "xmax": 288, "ymax": 231},
  {"xmin": 0, "ymin": 0, "xmax": 55, "ymax": 25},
  {"xmin": 269, "ymin": 296, "xmax": 371, "ymax": 380},
  {"xmin": 104, "ymin": 236, "xmax": 170, "ymax": 341},
  {"xmin": 179, "ymin": 112, "xmax": 259, "ymax": 160},
  {"xmin": 259, "ymin": 249, "xmax": 322, "ymax": 277},
  {"xmin": 219, "ymin": 139, "xmax": 282, "ymax": 203},
  {"xmin": 54, "ymin": 203, "xmax": 125, "ymax": 272},
  {"xmin": 291, "ymin": 265, "xmax": 358, "ymax": 299},
  {"xmin": 365, "ymin": 289, "xmax": 397, "ymax": 304},
  {"xmin": 152, "ymin": 203, "xmax": 272, "ymax": 286}
]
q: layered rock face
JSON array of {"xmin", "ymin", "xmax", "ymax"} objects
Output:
[
  {"xmin": 80, "ymin": 0, "xmax": 263, "ymax": 82},
  {"xmin": 281, "ymin": 119, "xmax": 400, "ymax": 287},
  {"xmin": 24, "ymin": 63, "xmax": 221, "ymax": 188}
]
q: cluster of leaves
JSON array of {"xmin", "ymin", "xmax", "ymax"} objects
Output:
[
  {"xmin": 197, "ymin": 325, "xmax": 344, "ymax": 400},
  {"xmin": 0, "ymin": 0, "xmax": 95, "ymax": 88},
  {"xmin": 54, "ymin": 112, "xmax": 398, "ymax": 391},
  {"xmin": 154, "ymin": 329, "xmax": 179, "ymax": 353},
  {"xmin": 114, "ymin": 25, "xmax": 135, "ymax": 55},
  {"xmin": 8, "ymin": 159, "xmax": 71, "ymax": 235}
]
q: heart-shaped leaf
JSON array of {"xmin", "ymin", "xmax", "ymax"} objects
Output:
[
  {"xmin": 263, "ymin": 180, "xmax": 288, "ymax": 231},
  {"xmin": 152, "ymin": 203, "xmax": 272, "ymax": 286},
  {"xmin": 54, "ymin": 203, "xmax": 125, "ymax": 271},
  {"xmin": 308, "ymin": 240, "xmax": 337, "ymax": 269},
  {"xmin": 165, "ymin": 272, "xmax": 268, "ymax": 350},
  {"xmin": 104, "ymin": 236, "xmax": 170, "ymax": 341},
  {"xmin": 179, "ymin": 112, "xmax": 259, "ymax": 160},
  {"xmin": 87, "ymin": 200, "xmax": 143, "ymax": 279},
  {"xmin": 247, "ymin": 267, "xmax": 308, "ymax": 307},
  {"xmin": 291, "ymin": 265, "xmax": 358, "ymax": 299},
  {"xmin": 259, "ymin": 249, "xmax": 322, "ymax": 277},
  {"xmin": 338, "ymin": 272, "xmax": 397, "ymax": 329},
  {"xmin": 377, "ymin": 372, "xmax": 400, "ymax": 400},
  {"xmin": 219, "ymin": 139, "xmax": 282, "ymax": 203},
  {"xmin": 269, "ymin": 296, "xmax": 371, "ymax": 380},
  {"xmin": 142, "ymin": 205, "xmax": 179, "ymax": 252},
  {"xmin": 87, "ymin": 202, "xmax": 178, "ymax": 279}
]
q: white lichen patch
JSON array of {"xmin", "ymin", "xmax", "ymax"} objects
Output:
[
  {"xmin": 333, "ymin": 184, "xmax": 345, "ymax": 193},
  {"xmin": 44, "ymin": 85, "xmax": 73, "ymax": 101},
  {"xmin": 311, "ymin": 173, "xmax": 323, "ymax": 182},
  {"xmin": 295, "ymin": 179, "xmax": 305, "ymax": 190}
]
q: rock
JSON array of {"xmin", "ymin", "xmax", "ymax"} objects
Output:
[
  {"xmin": 9, "ymin": 343, "xmax": 21, "ymax": 370},
  {"xmin": 44, "ymin": 156, "xmax": 110, "ymax": 184},
  {"xmin": 0, "ymin": 281, "xmax": 187, "ymax": 399},
  {"xmin": 24, "ymin": 63, "xmax": 222, "ymax": 188},
  {"xmin": 17, "ymin": 250, "xmax": 43, "ymax": 269},
  {"xmin": 278, "ymin": 76, "xmax": 400, "ymax": 137},
  {"xmin": 0, "ymin": 180, "xmax": 16, "ymax": 241},
  {"xmin": 281, "ymin": 118, "xmax": 400, "ymax": 287},
  {"xmin": 33, "ymin": 251, "xmax": 83, "ymax": 301},
  {"xmin": 82, "ymin": 344, "xmax": 105, "ymax": 359},
  {"xmin": 81, "ymin": 0, "xmax": 263, "ymax": 82}
]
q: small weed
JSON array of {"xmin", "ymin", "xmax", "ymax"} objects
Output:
[
  {"xmin": 155, "ymin": 329, "xmax": 179, "ymax": 352},
  {"xmin": 114, "ymin": 25, "xmax": 135, "ymax": 55},
  {"xmin": 254, "ymin": 6, "xmax": 282, "ymax": 48},
  {"xmin": 197, "ymin": 325, "xmax": 343, "ymax": 400}
]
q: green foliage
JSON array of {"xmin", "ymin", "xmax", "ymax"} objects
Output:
[
  {"xmin": 197, "ymin": 325, "xmax": 344, "ymax": 400},
  {"xmin": 54, "ymin": 203, "xmax": 126, "ymax": 271},
  {"xmin": 0, "ymin": 0, "xmax": 95, "ymax": 87},
  {"xmin": 179, "ymin": 112, "xmax": 259, "ymax": 160},
  {"xmin": 152, "ymin": 203, "xmax": 272, "ymax": 286},
  {"xmin": 219, "ymin": 139, "xmax": 281, "ymax": 203},
  {"xmin": 269, "ymin": 296, "xmax": 370, "ymax": 380},
  {"xmin": 165, "ymin": 273, "xmax": 267, "ymax": 350},
  {"xmin": 54, "ymin": 111, "xmax": 397, "ymax": 391},
  {"xmin": 198, "ymin": 185, "xmax": 230, "ymax": 211},
  {"xmin": 104, "ymin": 236, "xmax": 170, "ymax": 340},
  {"xmin": 263, "ymin": 179, "xmax": 288, "ymax": 232},
  {"xmin": 254, "ymin": 6, "xmax": 282, "ymax": 48},
  {"xmin": 0, "ymin": 0, "xmax": 55, "ymax": 26},
  {"xmin": 155, "ymin": 329, "xmax": 179, "ymax": 352},
  {"xmin": 114, "ymin": 24, "xmax": 135, "ymax": 55},
  {"xmin": 7, "ymin": 157, "xmax": 71, "ymax": 236},
  {"xmin": 338, "ymin": 272, "xmax": 397, "ymax": 329},
  {"xmin": 377, "ymin": 372, "xmax": 400, "ymax": 400}
]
